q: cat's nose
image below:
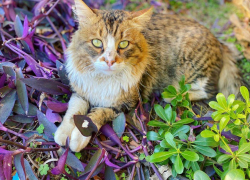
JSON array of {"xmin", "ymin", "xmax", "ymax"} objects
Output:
[{"xmin": 105, "ymin": 59, "xmax": 115, "ymax": 67}]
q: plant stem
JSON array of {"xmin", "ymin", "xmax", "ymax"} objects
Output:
[
  {"xmin": 84, "ymin": 148, "xmax": 106, "ymax": 180},
  {"xmin": 220, "ymin": 135, "xmax": 234, "ymax": 156}
]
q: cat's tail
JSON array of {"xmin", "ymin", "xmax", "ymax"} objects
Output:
[{"xmin": 218, "ymin": 44, "xmax": 248, "ymax": 99}]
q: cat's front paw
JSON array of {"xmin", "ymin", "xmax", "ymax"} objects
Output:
[
  {"xmin": 54, "ymin": 123, "xmax": 75, "ymax": 146},
  {"xmin": 69, "ymin": 127, "xmax": 91, "ymax": 152}
]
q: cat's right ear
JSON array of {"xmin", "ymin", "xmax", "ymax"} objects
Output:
[{"xmin": 73, "ymin": 0, "xmax": 97, "ymax": 26}]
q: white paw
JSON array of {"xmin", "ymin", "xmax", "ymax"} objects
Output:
[
  {"xmin": 54, "ymin": 123, "xmax": 75, "ymax": 146},
  {"xmin": 70, "ymin": 127, "xmax": 91, "ymax": 152}
]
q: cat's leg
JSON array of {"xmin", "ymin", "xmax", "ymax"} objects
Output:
[
  {"xmin": 54, "ymin": 93, "xmax": 89, "ymax": 146},
  {"xmin": 188, "ymin": 78, "xmax": 209, "ymax": 101},
  {"xmin": 70, "ymin": 107, "xmax": 120, "ymax": 152}
]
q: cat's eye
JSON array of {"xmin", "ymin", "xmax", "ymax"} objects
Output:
[
  {"xmin": 92, "ymin": 39, "xmax": 103, "ymax": 48},
  {"xmin": 119, "ymin": 40, "xmax": 129, "ymax": 49}
]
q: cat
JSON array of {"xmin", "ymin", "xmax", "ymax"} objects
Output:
[{"xmin": 54, "ymin": 0, "xmax": 244, "ymax": 152}]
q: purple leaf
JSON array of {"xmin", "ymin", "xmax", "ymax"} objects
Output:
[
  {"xmin": 22, "ymin": 16, "xmax": 29, "ymax": 38},
  {"xmin": 56, "ymin": 60, "xmax": 69, "ymax": 85},
  {"xmin": 13, "ymin": 101, "xmax": 37, "ymax": 116},
  {"xmin": 20, "ymin": 78, "xmax": 70, "ymax": 95},
  {"xmin": 16, "ymin": 67, "xmax": 29, "ymax": 115},
  {"xmin": 24, "ymin": 159, "xmax": 38, "ymax": 180},
  {"xmin": 52, "ymin": 138, "xmax": 69, "ymax": 175},
  {"xmin": 0, "ymin": 62, "xmax": 16, "ymax": 71},
  {"xmin": 0, "ymin": 148, "xmax": 11, "ymax": 154},
  {"xmin": 37, "ymin": 110, "xmax": 57, "ymax": 139},
  {"xmin": 82, "ymin": 149, "xmax": 104, "ymax": 174},
  {"xmin": 0, "ymin": 86, "xmax": 12, "ymax": 98},
  {"xmin": 23, "ymin": 55, "xmax": 42, "ymax": 77},
  {"xmin": 9, "ymin": 115, "xmax": 33, "ymax": 123},
  {"xmin": 57, "ymin": 147, "xmax": 85, "ymax": 172},
  {"xmin": 23, "ymin": 37, "xmax": 35, "ymax": 55},
  {"xmin": 3, "ymin": 66, "xmax": 16, "ymax": 79},
  {"xmin": 46, "ymin": 100, "xmax": 68, "ymax": 112},
  {"xmin": 0, "ymin": 74, "xmax": 7, "ymax": 88},
  {"xmin": 104, "ymin": 165, "xmax": 116, "ymax": 180},
  {"xmin": 14, "ymin": 15, "xmax": 23, "ymax": 37},
  {"xmin": 44, "ymin": 46, "xmax": 57, "ymax": 63},
  {"xmin": 100, "ymin": 124, "xmax": 122, "ymax": 146},
  {"xmin": 0, "ymin": 89, "xmax": 16, "ymax": 124},
  {"xmin": 46, "ymin": 109, "xmax": 62, "ymax": 123},
  {"xmin": 74, "ymin": 115, "xmax": 98, "ymax": 137},
  {"xmin": 14, "ymin": 154, "xmax": 26, "ymax": 180},
  {"xmin": 3, "ymin": 153, "xmax": 12, "ymax": 180},
  {"xmin": 105, "ymin": 158, "xmax": 120, "ymax": 169},
  {"xmin": 0, "ymin": 155, "xmax": 5, "ymax": 180},
  {"xmin": 112, "ymin": 112, "xmax": 126, "ymax": 138}
]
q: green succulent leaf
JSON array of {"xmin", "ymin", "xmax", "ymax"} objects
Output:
[
  {"xmin": 175, "ymin": 154, "xmax": 184, "ymax": 174},
  {"xmin": 238, "ymin": 158, "xmax": 248, "ymax": 168},
  {"xmin": 165, "ymin": 132, "xmax": 176, "ymax": 149},
  {"xmin": 209, "ymin": 101, "xmax": 226, "ymax": 112},
  {"xmin": 173, "ymin": 118, "xmax": 194, "ymax": 126},
  {"xmin": 154, "ymin": 104, "xmax": 169, "ymax": 122},
  {"xmin": 181, "ymin": 150, "xmax": 199, "ymax": 161},
  {"xmin": 147, "ymin": 120, "xmax": 168, "ymax": 128},
  {"xmin": 219, "ymin": 116, "xmax": 230, "ymax": 132},
  {"xmin": 164, "ymin": 104, "xmax": 172, "ymax": 123},
  {"xmin": 225, "ymin": 169, "xmax": 245, "ymax": 180},
  {"xmin": 167, "ymin": 85, "xmax": 177, "ymax": 95},
  {"xmin": 145, "ymin": 150, "xmax": 177, "ymax": 163},
  {"xmin": 229, "ymin": 159, "xmax": 237, "ymax": 170},
  {"xmin": 193, "ymin": 136, "xmax": 218, "ymax": 147},
  {"xmin": 146, "ymin": 131, "xmax": 162, "ymax": 141},
  {"xmin": 238, "ymin": 154, "xmax": 250, "ymax": 162},
  {"xmin": 217, "ymin": 154, "xmax": 231, "ymax": 164},
  {"xmin": 240, "ymin": 86, "xmax": 249, "ymax": 103},
  {"xmin": 193, "ymin": 170, "xmax": 211, "ymax": 180},
  {"xmin": 227, "ymin": 94, "xmax": 235, "ymax": 107},
  {"xmin": 200, "ymin": 130, "xmax": 216, "ymax": 138},
  {"xmin": 216, "ymin": 93, "xmax": 227, "ymax": 110},
  {"xmin": 193, "ymin": 145, "xmax": 216, "ymax": 157},
  {"xmin": 237, "ymin": 143, "xmax": 250, "ymax": 155}
]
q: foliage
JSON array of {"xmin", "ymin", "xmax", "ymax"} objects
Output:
[
  {"xmin": 39, "ymin": 164, "xmax": 50, "ymax": 175},
  {"xmin": 146, "ymin": 77, "xmax": 250, "ymax": 179},
  {"xmin": 0, "ymin": 0, "xmax": 248, "ymax": 179}
]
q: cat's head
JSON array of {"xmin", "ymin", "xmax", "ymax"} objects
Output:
[{"xmin": 67, "ymin": 0, "xmax": 152, "ymax": 77}]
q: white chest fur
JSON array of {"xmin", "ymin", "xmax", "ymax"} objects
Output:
[{"xmin": 66, "ymin": 62, "xmax": 141, "ymax": 107}]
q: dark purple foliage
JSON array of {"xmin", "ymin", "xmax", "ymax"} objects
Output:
[{"xmin": 0, "ymin": 0, "xmax": 233, "ymax": 179}]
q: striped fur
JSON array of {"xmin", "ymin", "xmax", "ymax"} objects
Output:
[{"xmin": 54, "ymin": 0, "xmax": 244, "ymax": 152}]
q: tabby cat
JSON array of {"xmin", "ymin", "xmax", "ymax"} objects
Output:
[{"xmin": 54, "ymin": 0, "xmax": 244, "ymax": 152}]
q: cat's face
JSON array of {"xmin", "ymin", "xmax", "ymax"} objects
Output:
[{"xmin": 67, "ymin": 0, "xmax": 152, "ymax": 76}]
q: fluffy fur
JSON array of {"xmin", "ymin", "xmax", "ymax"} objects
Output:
[{"xmin": 54, "ymin": 0, "xmax": 245, "ymax": 152}]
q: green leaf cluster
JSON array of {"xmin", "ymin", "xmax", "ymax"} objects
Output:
[
  {"xmin": 200, "ymin": 86, "xmax": 250, "ymax": 179},
  {"xmin": 146, "ymin": 75, "xmax": 250, "ymax": 179}
]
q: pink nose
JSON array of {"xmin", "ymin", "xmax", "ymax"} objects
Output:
[{"xmin": 105, "ymin": 59, "xmax": 115, "ymax": 67}]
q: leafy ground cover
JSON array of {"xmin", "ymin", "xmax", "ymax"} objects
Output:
[{"xmin": 0, "ymin": 0, "xmax": 250, "ymax": 180}]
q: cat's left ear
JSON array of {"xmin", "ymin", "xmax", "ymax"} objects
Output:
[
  {"xmin": 73, "ymin": 0, "xmax": 98, "ymax": 26},
  {"xmin": 131, "ymin": 7, "xmax": 153, "ymax": 26}
]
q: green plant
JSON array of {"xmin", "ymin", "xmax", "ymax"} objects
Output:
[
  {"xmin": 38, "ymin": 164, "xmax": 49, "ymax": 175},
  {"xmin": 200, "ymin": 86, "xmax": 250, "ymax": 179},
  {"xmin": 36, "ymin": 124, "xmax": 44, "ymax": 134},
  {"xmin": 146, "ymin": 77, "xmax": 218, "ymax": 177},
  {"xmin": 146, "ymin": 75, "xmax": 250, "ymax": 179}
]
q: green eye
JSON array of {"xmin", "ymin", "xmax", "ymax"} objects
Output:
[
  {"xmin": 92, "ymin": 39, "xmax": 103, "ymax": 48},
  {"xmin": 119, "ymin": 40, "xmax": 129, "ymax": 49}
]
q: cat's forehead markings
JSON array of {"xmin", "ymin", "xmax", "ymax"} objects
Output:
[{"xmin": 101, "ymin": 10, "xmax": 127, "ymax": 36}]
